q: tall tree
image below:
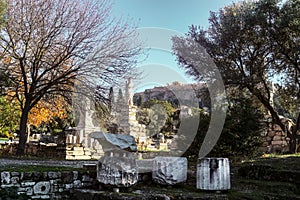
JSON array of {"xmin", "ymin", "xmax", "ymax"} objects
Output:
[
  {"xmin": 172, "ymin": 0, "xmax": 300, "ymax": 153},
  {"xmin": 0, "ymin": 0, "xmax": 142, "ymax": 155}
]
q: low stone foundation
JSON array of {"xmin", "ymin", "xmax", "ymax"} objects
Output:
[
  {"xmin": 0, "ymin": 170, "xmax": 96, "ymax": 199},
  {"xmin": 0, "ymin": 143, "xmax": 66, "ymax": 159},
  {"xmin": 65, "ymin": 145, "xmax": 104, "ymax": 160}
]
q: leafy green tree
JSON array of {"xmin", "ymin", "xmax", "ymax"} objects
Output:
[
  {"xmin": 0, "ymin": 96, "xmax": 20, "ymax": 138},
  {"xmin": 139, "ymin": 100, "xmax": 177, "ymax": 137},
  {"xmin": 173, "ymin": 0, "xmax": 300, "ymax": 153}
]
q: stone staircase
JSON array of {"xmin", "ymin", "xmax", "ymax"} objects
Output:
[{"xmin": 66, "ymin": 146, "xmax": 104, "ymax": 160}]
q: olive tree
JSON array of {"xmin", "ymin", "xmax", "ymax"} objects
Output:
[{"xmin": 173, "ymin": 0, "xmax": 300, "ymax": 153}]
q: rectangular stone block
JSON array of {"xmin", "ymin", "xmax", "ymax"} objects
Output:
[
  {"xmin": 271, "ymin": 140, "xmax": 285, "ymax": 146},
  {"xmin": 66, "ymin": 151, "xmax": 75, "ymax": 156},
  {"xmin": 73, "ymin": 147, "xmax": 84, "ymax": 151},
  {"xmin": 48, "ymin": 172, "xmax": 61, "ymax": 179},
  {"xmin": 66, "ymin": 155, "xmax": 76, "ymax": 160},
  {"xmin": 72, "ymin": 150, "xmax": 85, "ymax": 156},
  {"xmin": 11, "ymin": 172, "xmax": 20, "ymax": 177},
  {"xmin": 21, "ymin": 181, "xmax": 36, "ymax": 187},
  {"xmin": 73, "ymin": 155, "xmax": 91, "ymax": 160},
  {"xmin": 152, "ymin": 157, "xmax": 187, "ymax": 185},
  {"xmin": 273, "ymin": 136, "xmax": 283, "ymax": 141},
  {"xmin": 91, "ymin": 155, "xmax": 102, "ymax": 160}
]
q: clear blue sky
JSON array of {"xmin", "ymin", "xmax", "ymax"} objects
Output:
[{"xmin": 112, "ymin": 0, "xmax": 238, "ymax": 92}]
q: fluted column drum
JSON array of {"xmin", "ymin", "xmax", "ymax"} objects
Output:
[{"xmin": 197, "ymin": 157, "xmax": 230, "ymax": 190}]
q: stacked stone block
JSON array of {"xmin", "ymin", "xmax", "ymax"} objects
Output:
[
  {"xmin": 261, "ymin": 122, "xmax": 291, "ymax": 153},
  {"xmin": 117, "ymin": 105, "xmax": 146, "ymax": 138},
  {"xmin": 65, "ymin": 146, "xmax": 104, "ymax": 160}
]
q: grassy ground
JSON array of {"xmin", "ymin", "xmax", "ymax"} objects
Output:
[{"xmin": 229, "ymin": 154, "xmax": 300, "ymax": 199}]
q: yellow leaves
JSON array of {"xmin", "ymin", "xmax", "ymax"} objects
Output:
[
  {"xmin": 3, "ymin": 56, "xmax": 11, "ymax": 65},
  {"xmin": 28, "ymin": 97, "xmax": 68, "ymax": 127}
]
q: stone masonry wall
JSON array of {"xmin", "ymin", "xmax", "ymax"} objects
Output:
[
  {"xmin": 0, "ymin": 170, "xmax": 96, "ymax": 199},
  {"xmin": 261, "ymin": 118, "xmax": 294, "ymax": 154}
]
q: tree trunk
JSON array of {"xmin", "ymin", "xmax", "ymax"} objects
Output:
[
  {"xmin": 250, "ymin": 90, "xmax": 299, "ymax": 153},
  {"xmin": 289, "ymin": 139, "xmax": 297, "ymax": 154},
  {"xmin": 16, "ymin": 106, "xmax": 30, "ymax": 156}
]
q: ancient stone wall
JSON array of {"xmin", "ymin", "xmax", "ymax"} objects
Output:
[
  {"xmin": 261, "ymin": 118, "xmax": 294, "ymax": 154},
  {"xmin": 0, "ymin": 170, "xmax": 95, "ymax": 199},
  {"xmin": 65, "ymin": 146, "xmax": 104, "ymax": 160},
  {"xmin": 0, "ymin": 143, "xmax": 66, "ymax": 159}
]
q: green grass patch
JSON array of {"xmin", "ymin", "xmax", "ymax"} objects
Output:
[
  {"xmin": 244, "ymin": 156, "xmax": 300, "ymax": 171},
  {"xmin": 262, "ymin": 153, "xmax": 300, "ymax": 158},
  {"xmin": 229, "ymin": 179, "xmax": 300, "ymax": 200}
]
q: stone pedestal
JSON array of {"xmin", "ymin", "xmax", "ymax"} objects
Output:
[
  {"xmin": 152, "ymin": 157, "xmax": 187, "ymax": 185},
  {"xmin": 197, "ymin": 158, "xmax": 230, "ymax": 190},
  {"xmin": 97, "ymin": 154, "xmax": 138, "ymax": 187}
]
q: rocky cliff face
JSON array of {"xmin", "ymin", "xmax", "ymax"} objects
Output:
[{"xmin": 133, "ymin": 82, "xmax": 210, "ymax": 109}]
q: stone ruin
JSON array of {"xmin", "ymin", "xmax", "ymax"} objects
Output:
[
  {"xmin": 65, "ymin": 97, "xmax": 104, "ymax": 160},
  {"xmin": 111, "ymin": 78, "xmax": 147, "ymax": 139},
  {"xmin": 65, "ymin": 78, "xmax": 152, "ymax": 160},
  {"xmin": 261, "ymin": 116, "xmax": 295, "ymax": 154},
  {"xmin": 62, "ymin": 78, "xmax": 232, "ymax": 192}
]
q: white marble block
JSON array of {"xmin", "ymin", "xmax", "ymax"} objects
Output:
[
  {"xmin": 152, "ymin": 156, "xmax": 187, "ymax": 185},
  {"xmin": 197, "ymin": 158, "xmax": 230, "ymax": 190}
]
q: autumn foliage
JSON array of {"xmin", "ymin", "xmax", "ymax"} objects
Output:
[{"xmin": 28, "ymin": 97, "xmax": 68, "ymax": 128}]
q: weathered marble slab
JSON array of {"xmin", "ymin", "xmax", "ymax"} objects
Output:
[{"xmin": 152, "ymin": 156, "xmax": 187, "ymax": 185}]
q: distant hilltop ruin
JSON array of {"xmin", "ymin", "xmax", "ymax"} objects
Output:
[{"xmin": 133, "ymin": 81, "xmax": 211, "ymax": 110}]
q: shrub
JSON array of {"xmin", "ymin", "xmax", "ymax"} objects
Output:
[{"xmin": 182, "ymin": 97, "xmax": 264, "ymax": 161}]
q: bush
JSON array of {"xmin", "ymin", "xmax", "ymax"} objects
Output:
[{"xmin": 183, "ymin": 97, "xmax": 264, "ymax": 161}]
